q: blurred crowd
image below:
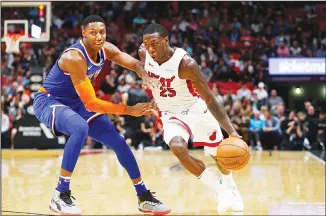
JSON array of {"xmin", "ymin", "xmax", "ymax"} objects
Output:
[{"xmin": 2, "ymin": 2, "xmax": 325, "ymax": 151}]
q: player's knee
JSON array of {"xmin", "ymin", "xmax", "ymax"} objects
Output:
[
  {"xmin": 70, "ymin": 118, "xmax": 89, "ymax": 139},
  {"xmin": 76, "ymin": 122, "xmax": 89, "ymax": 138},
  {"xmin": 169, "ymin": 136, "xmax": 188, "ymax": 157}
]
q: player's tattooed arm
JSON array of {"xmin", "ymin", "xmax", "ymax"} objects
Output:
[{"xmin": 178, "ymin": 55, "xmax": 240, "ymax": 137}]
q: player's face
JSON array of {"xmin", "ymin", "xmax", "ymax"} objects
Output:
[
  {"xmin": 82, "ymin": 22, "xmax": 106, "ymax": 49},
  {"xmin": 143, "ymin": 33, "xmax": 168, "ymax": 62}
]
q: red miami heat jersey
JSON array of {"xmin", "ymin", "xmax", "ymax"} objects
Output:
[{"xmin": 144, "ymin": 48, "xmax": 200, "ymax": 114}]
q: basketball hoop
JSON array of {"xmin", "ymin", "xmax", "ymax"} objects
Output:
[{"xmin": 3, "ymin": 34, "xmax": 23, "ymax": 54}]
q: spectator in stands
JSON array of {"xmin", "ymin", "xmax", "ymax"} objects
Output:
[
  {"xmin": 253, "ymin": 82, "xmax": 268, "ymax": 106},
  {"xmin": 236, "ymin": 81, "xmax": 251, "ymax": 100},
  {"xmin": 259, "ymin": 106, "xmax": 268, "ymax": 121},
  {"xmin": 248, "ymin": 110, "xmax": 264, "ymax": 151},
  {"xmin": 268, "ymin": 89, "xmax": 284, "ymax": 115},
  {"xmin": 122, "ymin": 80, "xmax": 149, "ymax": 149},
  {"xmin": 301, "ymin": 44, "xmax": 313, "ymax": 57},
  {"xmin": 229, "ymin": 27, "xmax": 240, "ymax": 42},
  {"xmin": 298, "ymin": 111, "xmax": 312, "ymax": 149},
  {"xmin": 304, "ymin": 100, "xmax": 312, "ymax": 113},
  {"xmin": 117, "ymin": 77, "xmax": 131, "ymax": 94},
  {"xmin": 277, "ymin": 40, "xmax": 290, "ymax": 57},
  {"xmin": 122, "ymin": 81, "xmax": 148, "ymax": 106},
  {"xmin": 262, "ymin": 110, "xmax": 281, "ymax": 150},
  {"xmin": 213, "ymin": 58, "xmax": 228, "ymax": 81},
  {"xmin": 1, "ymin": 109, "xmax": 10, "ymax": 148},
  {"xmin": 251, "ymin": 92, "xmax": 261, "ymax": 112},
  {"xmin": 99, "ymin": 69, "xmax": 118, "ymax": 96},
  {"xmin": 224, "ymin": 90, "xmax": 236, "ymax": 114},
  {"xmin": 124, "ymin": 114, "xmax": 147, "ymax": 150},
  {"xmin": 305, "ymin": 105, "xmax": 319, "ymax": 148},
  {"xmin": 280, "ymin": 110, "xmax": 295, "ymax": 149},
  {"xmin": 114, "ymin": 116, "xmax": 127, "ymax": 137},
  {"xmin": 275, "ymin": 31, "xmax": 290, "ymax": 47},
  {"xmin": 230, "ymin": 101, "xmax": 245, "ymax": 136},
  {"xmin": 138, "ymin": 113, "xmax": 158, "ymax": 150},
  {"xmin": 276, "ymin": 104, "xmax": 287, "ymax": 122},
  {"xmin": 281, "ymin": 112, "xmax": 307, "ymax": 150},
  {"xmin": 10, "ymin": 107, "xmax": 24, "ymax": 149},
  {"xmin": 200, "ymin": 61, "xmax": 213, "ymax": 82},
  {"xmin": 307, "ymin": 105, "xmax": 318, "ymax": 119},
  {"xmin": 240, "ymin": 97, "xmax": 252, "ymax": 125},
  {"xmin": 5, "ymin": 81, "xmax": 18, "ymax": 98},
  {"xmin": 316, "ymin": 43, "xmax": 326, "ymax": 57},
  {"xmin": 290, "ymin": 40, "xmax": 302, "ymax": 57},
  {"xmin": 316, "ymin": 111, "xmax": 326, "ymax": 150}
]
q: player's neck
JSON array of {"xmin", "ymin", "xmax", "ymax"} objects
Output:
[
  {"xmin": 156, "ymin": 47, "xmax": 175, "ymax": 65},
  {"xmin": 82, "ymin": 38, "xmax": 100, "ymax": 59}
]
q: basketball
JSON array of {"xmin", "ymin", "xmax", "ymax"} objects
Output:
[{"xmin": 216, "ymin": 137, "xmax": 250, "ymax": 170}]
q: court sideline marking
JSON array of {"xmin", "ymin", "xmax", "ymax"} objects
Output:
[{"xmin": 306, "ymin": 151, "xmax": 326, "ymax": 165}]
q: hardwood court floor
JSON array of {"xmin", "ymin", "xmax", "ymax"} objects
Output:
[{"xmin": 2, "ymin": 150, "xmax": 325, "ymax": 215}]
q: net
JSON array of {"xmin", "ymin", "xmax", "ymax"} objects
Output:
[{"xmin": 3, "ymin": 34, "xmax": 23, "ymax": 54}]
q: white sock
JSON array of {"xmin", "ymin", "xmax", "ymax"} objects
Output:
[
  {"xmin": 221, "ymin": 172, "xmax": 235, "ymax": 188},
  {"xmin": 197, "ymin": 168, "xmax": 219, "ymax": 193}
]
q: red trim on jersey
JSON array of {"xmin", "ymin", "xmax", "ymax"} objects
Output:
[
  {"xmin": 168, "ymin": 117, "xmax": 193, "ymax": 136},
  {"xmin": 157, "ymin": 110, "xmax": 163, "ymax": 127},
  {"xmin": 193, "ymin": 140, "xmax": 222, "ymax": 147},
  {"xmin": 156, "ymin": 110, "xmax": 164, "ymax": 138},
  {"xmin": 186, "ymin": 80, "xmax": 199, "ymax": 97}
]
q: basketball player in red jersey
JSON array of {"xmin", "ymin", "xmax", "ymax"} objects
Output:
[{"xmin": 138, "ymin": 23, "xmax": 244, "ymax": 213}]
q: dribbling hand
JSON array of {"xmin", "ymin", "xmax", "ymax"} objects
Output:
[{"xmin": 228, "ymin": 132, "xmax": 242, "ymax": 139}]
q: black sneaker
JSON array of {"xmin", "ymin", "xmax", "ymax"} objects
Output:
[
  {"xmin": 49, "ymin": 189, "xmax": 81, "ymax": 215},
  {"xmin": 138, "ymin": 190, "xmax": 171, "ymax": 215}
]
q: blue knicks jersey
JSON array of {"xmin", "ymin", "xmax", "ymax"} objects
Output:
[{"xmin": 43, "ymin": 39, "xmax": 106, "ymax": 98}]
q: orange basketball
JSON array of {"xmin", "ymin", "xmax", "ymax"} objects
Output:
[{"xmin": 216, "ymin": 137, "xmax": 250, "ymax": 170}]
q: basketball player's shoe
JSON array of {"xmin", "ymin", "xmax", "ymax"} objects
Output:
[
  {"xmin": 216, "ymin": 178, "xmax": 244, "ymax": 213},
  {"xmin": 138, "ymin": 190, "xmax": 171, "ymax": 215},
  {"xmin": 49, "ymin": 189, "xmax": 81, "ymax": 215}
]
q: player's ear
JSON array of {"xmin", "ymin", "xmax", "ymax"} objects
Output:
[
  {"xmin": 81, "ymin": 26, "xmax": 86, "ymax": 38},
  {"xmin": 164, "ymin": 36, "xmax": 169, "ymax": 44}
]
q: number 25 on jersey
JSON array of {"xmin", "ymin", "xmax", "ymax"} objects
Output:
[{"xmin": 159, "ymin": 76, "xmax": 176, "ymax": 97}]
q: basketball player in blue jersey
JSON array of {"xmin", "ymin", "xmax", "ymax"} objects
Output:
[{"xmin": 33, "ymin": 15, "xmax": 170, "ymax": 215}]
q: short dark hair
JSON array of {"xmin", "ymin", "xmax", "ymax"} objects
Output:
[
  {"xmin": 83, "ymin": 15, "xmax": 105, "ymax": 27},
  {"xmin": 143, "ymin": 23, "xmax": 168, "ymax": 37}
]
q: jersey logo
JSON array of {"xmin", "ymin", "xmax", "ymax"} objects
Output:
[
  {"xmin": 87, "ymin": 69, "xmax": 101, "ymax": 80},
  {"xmin": 159, "ymin": 76, "xmax": 176, "ymax": 97},
  {"xmin": 209, "ymin": 130, "xmax": 217, "ymax": 141},
  {"xmin": 147, "ymin": 71, "xmax": 159, "ymax": 79}
]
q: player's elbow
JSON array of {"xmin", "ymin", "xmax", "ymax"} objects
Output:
[{"xmin": 83, "ymin": 101, "xmax": 95, "ymax": 112}]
